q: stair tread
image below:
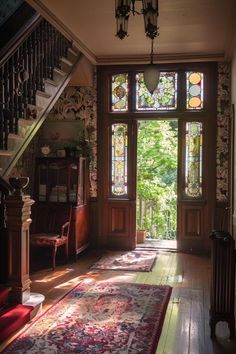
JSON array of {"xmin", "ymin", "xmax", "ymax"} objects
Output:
[
  {"xmin": 0, "ymin": 150, "xmax": 14, "ymax": 156},
  {"xmin": 68, "ymin": 47, "xmax": 79, "ymax": 57},
  {"xmin": 72, "ymin": 45, "xmax": 80, "ymax": 54},
  {"xmin": 53, "ymin": 67, "xmax": 67, "ymax": 76},
  {"xmin": 8, "ymin": 133, "xmax": 24, "ymax": 141},
  {"xmin": 36, "ymin": 90, "xmax": 51, "ymax": 99},
  {"xmin": 61, "ymin": 57, "xmax": 73, "ymax": 66},
  {"xmin": 0, "ymin": 304, "xmax": 33, "ymax": 344},
  {"xmin": 45, "ymin": 78, "xmax": 59, "ymax": 87},
  {"xmin": 18, "ymin": 118, "xmax": 36, "ymax": 125},
  {"xmin": 27, "ymin": 103, "xmax": 43, "ymax": 111}
]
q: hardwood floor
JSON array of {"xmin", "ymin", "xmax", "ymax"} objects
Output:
[{"xmin": 1, "ymin": 249, "xmax": 236, "ymax": 353}]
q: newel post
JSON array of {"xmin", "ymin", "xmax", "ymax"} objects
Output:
[{"xmin": 5, "ymin": 177, "xmax": 34, "ymax": 304}]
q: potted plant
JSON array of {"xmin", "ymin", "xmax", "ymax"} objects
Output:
[
  {"xmin": 64, "ymin": 140, "xmax": 77, "ymax": 157},
  {"xmin": 136, "ymin": 229, "xmax": 146, "ymax": 243}
]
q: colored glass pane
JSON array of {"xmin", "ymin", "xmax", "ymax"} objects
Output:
[
  {"xmin": 136, "ymin": 72, "xmax": 177, "ymax": 110},
  {"xmin": 185, "ymin": 122, "xmax": 203, "ymax": 197},
  {"xmin": 111, "ymin": 124, "xmax": 128, "ymax": 196},
  {"xmin": 186, "ymin": 72, "xmax": 204, "ymax": 110},
  {"xmin": 111, "ymin": 74, "xmax": 128, "ymax": 111}
]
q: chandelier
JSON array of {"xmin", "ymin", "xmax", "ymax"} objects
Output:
[{"xmin": 115, "ymin": 0, "xmax": 160, "ymax": 94}]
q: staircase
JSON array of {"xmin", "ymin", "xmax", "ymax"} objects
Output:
[
  {"xmin": 0, "ymin": 287, "xmax": 32, "ymax": 345},
  {"xmin": 0, "ymin": 8, "xmax": 82, "ymax": 345},
  {"xmin": 0, "ymin": 15, "xmax": 82, "ymax": 178}
]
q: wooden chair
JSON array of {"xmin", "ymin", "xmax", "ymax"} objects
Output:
[{"xmin": 30, "ymin": 205, "xmax": 72, "ymax": 270}]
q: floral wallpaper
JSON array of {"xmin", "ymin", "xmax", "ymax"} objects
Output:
[
  {"xmin": 216, "ymin": 63, "xmax": 231, "ymax": 202},
  {"xmin": 44, "ymin": 85, "xmax": 97, "ymax": 198},
  {"xmin": 10, "ymin": 79, "xmax": 97, "ymax": 198}
]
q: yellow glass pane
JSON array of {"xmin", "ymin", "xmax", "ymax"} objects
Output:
[
  {"xmin": 189, "ymin": 73, "xmax": 201, "ymax": 85},
  {"xmin": 189, "ymin": 96, "xmax": 201, "ymax": 108}
]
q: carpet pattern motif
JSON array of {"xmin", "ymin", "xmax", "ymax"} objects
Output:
[
  {"xmin": 90, "ymin": 250, "xmax": 158, "ymax": 271},
  {"xmin": 4, "ymin": 281, "xmax": 172, "ymax": 354}
]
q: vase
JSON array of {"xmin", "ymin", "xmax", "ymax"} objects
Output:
[{"xmin": 8, "ymin": 177, "xmax": 29, "ymax": 196}]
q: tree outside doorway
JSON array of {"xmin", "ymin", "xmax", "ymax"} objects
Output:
[{"xmin": 137, "ymin": 120, "xmax": 178, "ymax": 240}]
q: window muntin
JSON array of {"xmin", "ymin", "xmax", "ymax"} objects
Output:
[
  {"xmin": 185, "ymin": 122, "xmax": 203, "ymax": 198},
  {"xmin": 111, "ymin": 123, "xmax": 128, "ymax": 196},
  {"xmin": 186, "ymin": 72, "xmax": 204, "ymax": 110},
  {"xmin": 136, "ymin": 72, "xmax": 177, "ymax": 111},
  {"xmin": 111, "ymin": 74, "xmax": 128, "ymax": 112}
]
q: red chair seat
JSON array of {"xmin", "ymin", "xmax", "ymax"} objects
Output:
[
  {"xmin": 30, "ymin": 220, "xmax": 70, "ymax": 270},
  {"xmin": 31, "ymin": 234, "xmax": 67, "ymax": 247}
]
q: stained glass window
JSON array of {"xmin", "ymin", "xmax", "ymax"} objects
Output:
[
  {"xmin": 185, "ymin": 122, "xmax": 203, "ymax": 197},
  {"xmin": 111, "ymin": 74, "xmax": 128, "ymax": 112},
  {"xmin": 186, "ymin": 72, "xmax": 204, "ymax": 110},
  {"xmin": 111, "ymin": 124, "xmax": 128, "ymax": 196},
  {"xmin": 136, "ymin": 72, "xmax": 177, "ymax": 110}
]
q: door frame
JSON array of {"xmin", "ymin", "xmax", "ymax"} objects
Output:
[{"xmin": 97, "ymin": 62, "xmax": 217, "ymax": 253}]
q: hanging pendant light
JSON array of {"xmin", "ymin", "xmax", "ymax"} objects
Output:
[
  {"xmin": 115, "ymin": 0, "xmax": 159, "ymax": 40},
  {"xmin": 143, "ymin": 39, "xmax": 160, "ymax": 94},
  {"xmin": 115, "ymin": 1, "xmax": 160, "ymax": 93}
]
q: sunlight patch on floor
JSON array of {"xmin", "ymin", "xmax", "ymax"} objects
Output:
[{"xmin": 34, "ymin": 268, "xmax": 74, "ymax": 283}]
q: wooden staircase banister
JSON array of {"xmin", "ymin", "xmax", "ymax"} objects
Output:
[
  {"xmin": 0, "ymin": 12, "xmax": 81, "ymax": 175},
  {"xmin": 0, "ymin": 3, "xmax": 41, "ymax": 66}
]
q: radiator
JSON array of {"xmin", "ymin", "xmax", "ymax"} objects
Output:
[{"xmin": 209, "ymin": 231, "xmax": 235, "ymax": 339}]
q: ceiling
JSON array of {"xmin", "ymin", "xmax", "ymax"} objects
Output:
[{"xmin": 27, "ymin": 0, "xmax": 236, "ymax": 65}]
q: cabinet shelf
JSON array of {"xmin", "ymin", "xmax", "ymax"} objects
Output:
[{"xmin": 33, "ymin": 156, "xmax": 89, "ymax": 258}]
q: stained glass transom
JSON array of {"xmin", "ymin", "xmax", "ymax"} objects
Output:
[
  {"xmin": 111, "ymin": 124, "xmax": 128, "ymax": 196},
  {"xmin": 186, "ymin": 72, "xmax": 204, "ymax": 110},
  {"xmin": 185, "ymin": 122, "xmax": 203, "ymax": 197},
  {"xmin": 111, "ymin": 74, "xmax": 128, "ymax": 112},
  {"xmin": 136, "ymin": 72, "xmax": 177, "ymax": 110}
]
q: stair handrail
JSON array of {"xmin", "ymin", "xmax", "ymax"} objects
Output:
[
  {"xmin": 0, "ymin": 10, "xmax": 41, "ymax": 67},
  {"xmin": 0, "ymin": 14, "xmax": 74, "ymax": 151}
]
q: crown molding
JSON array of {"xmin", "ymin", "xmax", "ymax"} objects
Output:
[
  {"xmin": 26, "ymin": 0, "xmax": 97, "ymax": 65},
  {"xmin": 96, "ymin": 52, "xmax": 226, "ymax": 65}
]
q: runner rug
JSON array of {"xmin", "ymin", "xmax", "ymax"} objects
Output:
[
  {"xmin": 90, "ymin": 250, "xmax": 158, "ymax": 272},
  {"xmin": 3, "ymin": 280, "xmax": 172, "ymax": 354}
]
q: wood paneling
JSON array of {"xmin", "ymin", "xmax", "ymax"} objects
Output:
[
  {"xmin": 184, "ymin": 207, "xmax": 201, "ymax": 237},
  {"xmin": 106, "ymin": 201, "xmax": 136, "ymax": 250},
  {"xmin": 111, "ymin": 207, "xmax": 126, "ymax": 234}
]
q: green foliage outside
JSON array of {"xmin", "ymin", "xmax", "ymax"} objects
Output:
[{"xmin": 137, "ymin": 120, "xmax": 178, "ymax": 239}]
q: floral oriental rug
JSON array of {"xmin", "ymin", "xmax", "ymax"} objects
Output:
[
  {"xmin": 3, "ymin": 280, "xmax": 172, "ymax": 354},
  {"xmin": 90, "ymin": 250, "xmax": 158, "ymax": 272}
]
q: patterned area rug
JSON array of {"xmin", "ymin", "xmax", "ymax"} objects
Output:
[
  {"xmin": 90, "ymin": 250, "xmax": 158, "ymax": 271},
  {"xmin": 3, "ymin": 281, "xmax": 172, "ymax": 354}
]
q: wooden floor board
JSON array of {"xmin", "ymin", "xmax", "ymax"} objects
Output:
[{"xmin": 1, "ymin": 249, "xmax": 236, "ymax": 353}]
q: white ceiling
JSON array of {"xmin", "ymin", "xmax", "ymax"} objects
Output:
[{"xmin": 27, "ymin": 0, "xmax": 236, "ymax": 64}]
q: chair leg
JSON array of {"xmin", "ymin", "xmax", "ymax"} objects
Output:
[
  {"xmin": 65, "ymin": 241, "xmax": 69, "ymax": 262},
  {"xmin": 52, "ymin": 246, "xmax": 57, "ymax": 270}
]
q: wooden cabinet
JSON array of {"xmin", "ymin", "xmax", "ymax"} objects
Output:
[{"xmin": 32, "ymin": 157, "xmax": 89, "ymax": 259}]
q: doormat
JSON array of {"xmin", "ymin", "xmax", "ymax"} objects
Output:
[
  {"xmin": 3, "ymin": 280, "xmax": 172, "ymax": 354},
  {"xmin": 90, "ymin": 250, "xmax": 158, "ymax": 271}
]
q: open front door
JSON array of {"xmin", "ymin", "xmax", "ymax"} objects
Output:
[{"xmin": 97, "ymin": 63, "xmax": 217, "ymax": 253}]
